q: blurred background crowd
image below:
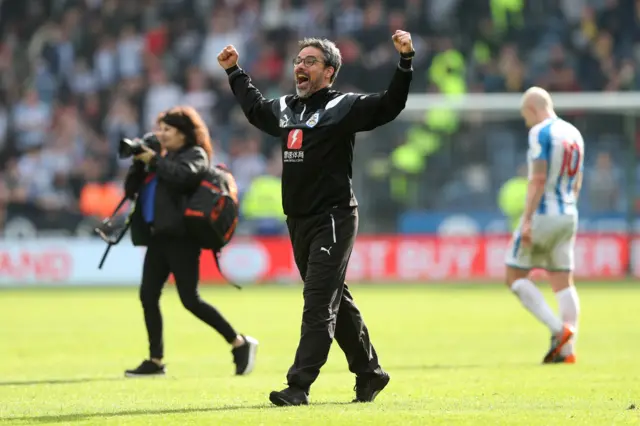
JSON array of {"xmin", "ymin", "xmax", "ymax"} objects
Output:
[{"xmin": 0, "ymin": 0, "xmax": 638, "ymax": 238}]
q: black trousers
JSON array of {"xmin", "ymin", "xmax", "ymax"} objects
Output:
[
  {"xmin": 140, "ymin": 234, "xmax": 238, "ymax": 359},
  {"xmin": 285, "ymin": 208, "xmax": 383, "ymax": 392}
]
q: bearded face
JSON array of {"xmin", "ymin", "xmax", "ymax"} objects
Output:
[{"xmin": 293, "ymin": 46, "xmax": 333, "ymax": 98}]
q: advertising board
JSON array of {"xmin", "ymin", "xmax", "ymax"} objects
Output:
[{"xmin": 0, "ymin": 235, "xmax": 634, "ymax": 287}]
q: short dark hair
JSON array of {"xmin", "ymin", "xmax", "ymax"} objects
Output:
[{"xmin": 298, "ymin": 38, "xmax": 342, "ymax": 84}]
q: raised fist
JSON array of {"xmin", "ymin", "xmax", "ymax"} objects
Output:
[
  {"xmin": 217, "ymin": 45, "xmax": 239, "ymax": 70},
  {"xmin": 392, "ymin": 30, "xmax": 414, "ymax": 54}
]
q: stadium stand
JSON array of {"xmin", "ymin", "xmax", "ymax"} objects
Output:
[{"xmin": 0, "ymin": 0, "xmax": 637, "ymax": 237}]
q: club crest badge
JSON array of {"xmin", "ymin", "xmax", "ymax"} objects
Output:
[{"xmin": 305, "ymin": 112, "xmax": 320, "ymax": 128}]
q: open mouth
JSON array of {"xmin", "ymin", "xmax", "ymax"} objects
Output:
[{"xmin": 296, "ymin": 73, "xmax": 310, "ymax": 86}]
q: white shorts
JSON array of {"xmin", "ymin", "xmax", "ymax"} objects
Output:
[{"xmin": 504, "ymin": 214, "xmax": 578, "ymax": 272}]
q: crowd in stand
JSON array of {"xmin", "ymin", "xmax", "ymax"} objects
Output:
[{"xmin": 0, "ymin": 0, "xmax": 637, "ymax": 236}]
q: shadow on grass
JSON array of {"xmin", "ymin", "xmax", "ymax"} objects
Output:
[
  {"xmin": 2, "ymin": 401, "xmax": 354, "ymax": 424},
  {"xmin": 0, "ymin": 365, "xmax": 484, "ymax": 387},
  {"xmin": 0, "ymin": 377, "xmax": 126, "ymax": 387},
  {"xmin": 0, "ymin": 363, "xmax": 527, "ymax": 387},
  {"xmin": 384, "ymin": 362, "xmax": 536, "ymax": 372},
  {"xmin": 384, "ymin": 363, "xmax": 489, "ymax": 372}
]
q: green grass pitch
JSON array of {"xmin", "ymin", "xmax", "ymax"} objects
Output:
[{"xmin": 1, "ymin": 282, "xmax": 639, "ymax": 425}]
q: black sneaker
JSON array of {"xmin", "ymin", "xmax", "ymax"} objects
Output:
[
  {"xmin": 124, "ymin": 359, "xmax": 165, "ymax": 377},
  {"xmin": 232, "ymin": 335, "xmax": 259, "ymax": 375},
  {"xmin": 353, "ymin": 372, "xmax": 390, "ymax": 402},
  {"xmin": 269, "ymin": 386, "xmax": 309, "ymax": 406}
]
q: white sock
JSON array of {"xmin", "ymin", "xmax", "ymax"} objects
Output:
[
  {"xmin": 555, "ymin": 286, "xmax": 580, "ymax": 356},
  {"xmin": 511, "ymin": 278, "xmax": 564, "ymax": 334}
]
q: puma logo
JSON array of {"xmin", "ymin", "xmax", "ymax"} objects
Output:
[{"xmin": 320, "ymin": 246, "xmax": 332, "ymax": 256}]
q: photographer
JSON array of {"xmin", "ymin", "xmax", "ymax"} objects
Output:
[{"xmin": 122, "ymin": 106, "xmax": 258, "ymax": 377}]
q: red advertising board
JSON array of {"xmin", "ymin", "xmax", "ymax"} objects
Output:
[
  {"xmin": 203, "ymin": 234, "xmax": 635, "ymax": 284},
  {"xmin": 0, "ymin": 248, "xmax": 73, "ymax": 282},
  {"xmin": 0, "ymin": 236, "xmax": 632, "ymax": 287},
  {"xmin": 0, "ymin": 240, "xmax": 145, "ymax": 286}
]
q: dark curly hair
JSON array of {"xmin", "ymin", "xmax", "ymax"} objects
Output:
[{"xmin": 157, "ymin": 106, "xmax": 213, "ymax": 161}]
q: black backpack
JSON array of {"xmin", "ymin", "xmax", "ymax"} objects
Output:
[
  {"xmin": 184, "ymin": 164, "xmax": 241, "ymax": 287},
  {"xmin": 96, "ymin": 164, "xmax": 242, "ymax": 289}
]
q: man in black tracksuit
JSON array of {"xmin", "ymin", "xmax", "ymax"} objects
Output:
[{"xmin": 218, "ymin": 30, "xmax": 415, "ymax": 406}]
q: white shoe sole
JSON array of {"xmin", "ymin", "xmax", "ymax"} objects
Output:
[{"xmin": 237, "ymin": 336, "xmax": 259, "ymax": 375}]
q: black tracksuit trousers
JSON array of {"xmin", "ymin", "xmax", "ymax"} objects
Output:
[
  {"xmin": 285, "ymin": 208, "xmax": 383, "ymax": 392},
  {"xmin": 139, "ymin": 235, "xmax": 238, "ymax": 359}
]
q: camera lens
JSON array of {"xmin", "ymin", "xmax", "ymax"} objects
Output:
[{"xmin": 118, "ymin": 138, "xmax": 143, "ymax": 159}]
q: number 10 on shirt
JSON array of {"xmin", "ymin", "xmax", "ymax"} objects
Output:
[{"xmin": 560, "ymin": 140, "xmax": 581, "ymax": 177}]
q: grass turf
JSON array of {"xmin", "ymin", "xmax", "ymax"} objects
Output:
[{"xmin": 1, "ymin": 282, "xmax": 639, "ymax": 425}]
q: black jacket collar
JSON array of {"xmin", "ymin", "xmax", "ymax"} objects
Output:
[{"xmin": 296, "ymin": 87, "xmax": 331, "ymax": 107}]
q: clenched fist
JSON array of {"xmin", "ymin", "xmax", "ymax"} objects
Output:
[
  {"xmin": 392, "ymin": 30, "xmax": 414, "ymax": 54},
  {"xmin": 217, "ymin": 45, "xmax": 239, "ymax": 70}
]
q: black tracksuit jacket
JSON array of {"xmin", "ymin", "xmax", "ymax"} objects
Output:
[{"xmin": 225, "ymin": 57, "xmax": 413, "ymax": 218}]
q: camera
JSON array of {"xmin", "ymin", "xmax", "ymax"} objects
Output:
[{"xmin": 118, "ymin": 132, "xmax": 162, "ymax": 159}]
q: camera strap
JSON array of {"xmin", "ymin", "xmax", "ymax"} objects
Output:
[
  {"xmin": 211, "ymin": 250, "xmax": 242, "ymax": 290},
  {"xmin": 96, "ymin": 196, "xmax": 242, "ymax": 290},
  {"xmin": 96, "ymin": 195, "xmax": 132, "ymax": 269},
  {"xmin": 97, "ymin": 220, "xmax": 131, "ymax": 269}
]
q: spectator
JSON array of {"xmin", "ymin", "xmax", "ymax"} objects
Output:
[
  {"xmin": 229, "ymin": 135, "xmax": 267, "ymax": 196},
  {"xmin": 0, "ymin": 0, "xmax": 636, "ymax": 236},
  {"xmin": 143, "ymin": 68, "xmax": 183, "ymax": 129},
  {"xmin": 11, "ymin": 88, "xmax": 51, "ymax": 152},
  {"xmin": 588, "ymin": 152, "xmax": 621, "ymax": 212}
]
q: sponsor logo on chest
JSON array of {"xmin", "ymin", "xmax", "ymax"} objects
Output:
[{"xmin": 284, "ymin": 129, "xmax": 304, "ymax": 163}]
